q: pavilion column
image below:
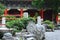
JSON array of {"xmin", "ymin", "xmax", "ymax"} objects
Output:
[
  {"xmin": 20, "ymin": 8, "xmax": 23, "ymax": 17},
  {"xmin": 4, "ymin": 9, "xmax": 8, "ymax": 16},
  {"xmin": 40, "ymin": 9, "xmax": 44, "ymax": 19},
  {"xmin": 56, "ymin": 15, "xmax": 58, "ymax": 23},
  {"xmin": 52, "ymin": 14, "xmax": 54, "ymax": 21}
]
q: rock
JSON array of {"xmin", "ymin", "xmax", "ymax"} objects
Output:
[
  {"xmin": 13, "ymin": 37, "xmax": 20, "ymax": 40},
  {"xmin": 26, "ymin": 16, "xmax": 45, "ymax": 40},
  {"xmin": 26, "ymin": 21, "xmax": 36, "ymax": 34},
  {"xmin": 2, "ymin": 32, "xmax": 14, "ymax": 40},
  {"xmin": 35, "ymin": 24, "xmax": 45, "ymax": 40},
  {"xmin": 27, "ymin": 37, "xmax": 36, "ymax": 40}
]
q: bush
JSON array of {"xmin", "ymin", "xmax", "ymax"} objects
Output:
[
  {"xmin": 6, "ymin": 17, "xmax": 35, "ymax": 32},
  {"xmin": 44, "ymin": 20, "xmax": 55, "ymax": 29},
  {"xmin": 6, "ymin": 19, "xmax": 24, "ymax": 31},
  {"xmin": 0, "ymin": 3, "xmax": 6, "ymax": 15},
  {"xmin": 44, "ymin": 20, "xmax": 51, "ymax": 24}
]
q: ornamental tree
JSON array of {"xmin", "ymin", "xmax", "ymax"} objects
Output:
[
  {"xmin": 0, "ymin": 3, "xmax": 6, "ymax": 15},
  {"xmin": 32, "ymin": 0, "xmax": 45, "ymax": 9}
]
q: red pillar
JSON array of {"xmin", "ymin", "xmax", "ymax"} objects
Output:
[
  {"xmin": 56, "ymin": 15, "xmax": 58, "ymax": 23},
  {"xmin": 4, "ymin": 9, "xmax": 8, "ymax": 16},
  {"xmin": 40, "ymin": 9, "xmax": 44, "ymax": 19},
  {"xmin": 20, "ymin": 8, "xmax": 23, "ymax": 17}
]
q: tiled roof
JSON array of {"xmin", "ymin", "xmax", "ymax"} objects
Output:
[{"xmin": 0, "ymin": 0, "xmax": 32, "ymax": 1}]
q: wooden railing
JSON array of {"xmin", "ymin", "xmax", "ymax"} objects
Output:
[
  {"xmin": 0, "ymin": 18, "xmax": 20, "ymax": 20},
  {"xmin": 0, "ymin": 15, "xmax": 21, "ymax": 27},
  {"xmin": 0, "ymin": 15, "xmax": 21, "ymax": 20}
]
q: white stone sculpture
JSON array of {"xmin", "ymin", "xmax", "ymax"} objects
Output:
[
  {"xmin": 35, "ymin": 16, "xmax": 45, "ymax": 40},
  {"xmin": 37, "ymin": 16, "xmax": 41, "ymax": 25},
  {"xmin": 2, "ymin": 17, "xmax": 6, "ymax": 27},
  {"xmin": 23, "ymin": 12, "xmax": 28, "ymax": 18}
]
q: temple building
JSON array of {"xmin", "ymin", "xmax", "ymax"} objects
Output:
[
  {"xmin": 0, "ymin": 0, "xmax": 39, "ymax": 17},
  {"xmin": 0, "ymin": 0, "xmax": 58, "ymax": 23}
]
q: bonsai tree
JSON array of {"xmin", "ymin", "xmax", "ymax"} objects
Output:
[
  {"xmin": 6, "ymin": 19, "xmax": 24, "ymax": 32},
  {"xmin": 6, "ymin": 17, "xmax": 35, "ymax": 32},
  {"xmin": 6, "ymin": 19, "xmax": 25, "ymax": 35}
]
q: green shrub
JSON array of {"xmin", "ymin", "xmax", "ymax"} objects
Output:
[
  {"xmin": 44, "ymin": 20, "xmax": 51, "ymax": 24},
  {"xmin": 49, "ymin": 24, "xmax": 55, "ymax": 29},
  {"xmin": 44, "ymin": 20, "xmax": 55, "ymax": 29},
  {"xmin": 0, "ymin": 3, "xmax": 6, "ymax": 15},
  {"xmin": 6, "ymin": 17, "xmax": 35, "ymax": 32}
]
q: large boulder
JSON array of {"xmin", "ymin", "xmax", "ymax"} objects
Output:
[{"xmin": 2, "ymin": 33, "xmax": 14, "ymax": 40}]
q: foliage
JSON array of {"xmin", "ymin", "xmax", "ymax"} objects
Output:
[
  {"xmin": 32, "ymin": 13, "xmax": 39, "ymax": 23},
  {"xmin": 44, "ymin": 20, "xmax": 55, "ymax": 29},
  {"xmin": 44, "ymin": 20, "xmax": 51, "ymax": 24},
  {"xmin": 6, "ymin": 15, "xmax": 16, "ymax": 22},
  {"xmin": 32, "ymin": 0, "xmax": 60, "ymax": 14},
  {"xmin": 48, "ymin": 24, "xmax": 55, "ymax": 29},
  {"xmin": 6, "ymin": 17, "xmax": 35, "ymax": 32},
  {"xmin": 34, "ymin": 13, "xmax": 39, "ymax": 17},
  {"xmin": 45, "ymin": 0, "xmax": 59, "ymax": 8},
  {"xmin": 45, "ymin": 0, "xmax": 59, "ymax": 13},
  {"xmin": 0, "ymin": 3, "xmax": 6, "ymax": 15},
  {"xmin": 32, "ymin": 0, "xmax": 45, "ymax": 9},
  {"xmin": 6, "ymin": 19, "xmax": 24, "ymax": 31}
]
